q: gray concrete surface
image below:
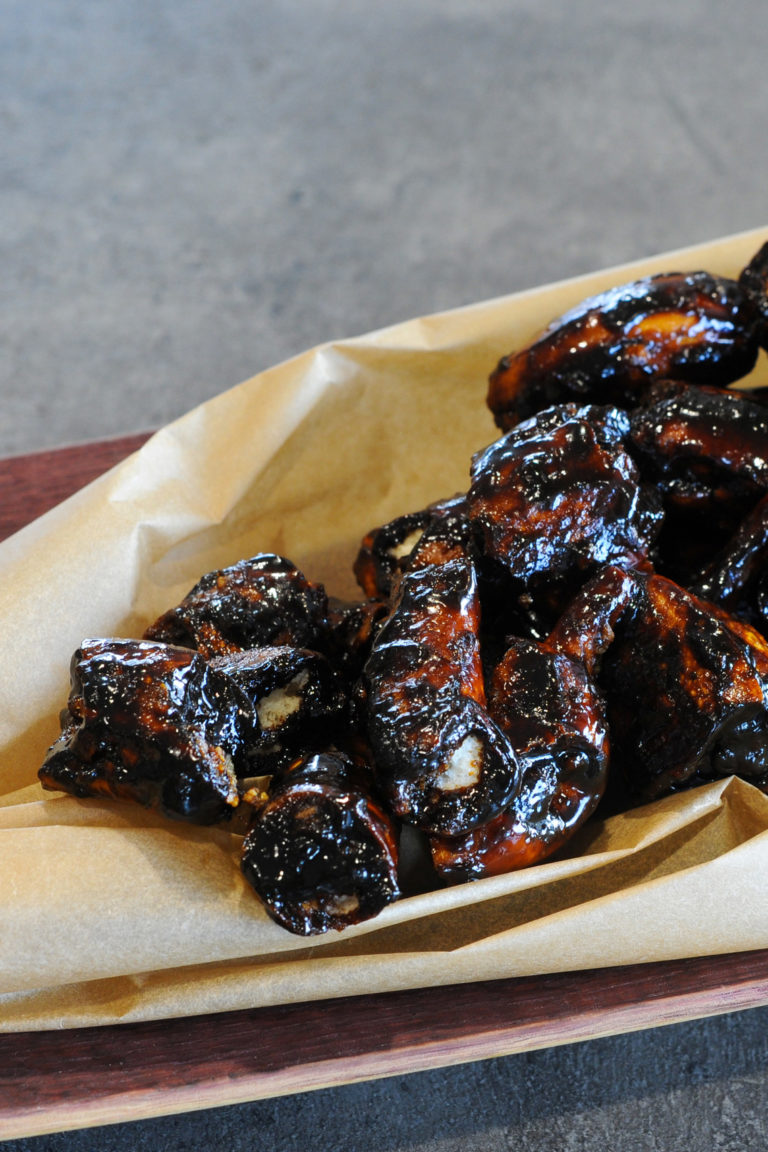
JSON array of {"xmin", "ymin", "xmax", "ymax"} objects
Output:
[
  {"xmin": 4, "ymin": 0, "xmax": 768, "ymax": 1148},
  {"xmin": 5, "ymin": 0, "xmax": 768, "ymax": 456}
]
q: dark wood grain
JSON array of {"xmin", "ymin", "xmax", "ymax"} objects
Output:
[
  {"xmin": 0, "ymin": 432, "xmax": 152, "ymax": 542},
  {"xmin": 3, "ymin": 436, "xmax": 768, "ymax": 1141},
  {"xmin": 4, "ymin": 949, "xmax": 768, "ymax": 1140}
]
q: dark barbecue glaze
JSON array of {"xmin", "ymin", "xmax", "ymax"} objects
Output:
[
  {"xmin": 362, "ymin": 519, "xmax": 521, "ymax": 836},
  {"xmin": 144, "ymin": 554, "xmax": 329, "ymax": 658},
  {"xmin": 353, "ymin": 494, "xmax": 468, "ymax": 601},
  {"xmin": 39, "ymin": 639, "xmax": 254, "ymax": 824},
  {"xmin": 240, "ymin": 750, "xmax": 400, "ymax": 935},
  {"xmin": 487, "ymin": 265, "xmax": 766, "ymax": 430},
  {"xmin": 431, "ymin": 637, "xmax": 609, "ymax": 881},
  {"xmin": 628, "ymin": 382, "xmax": 768, "ymax": 580},
  {"xmin": 468, "ymin": 404, "xmax": 662, "ymax": 589},
  {"xmin": 210, "ymin": 646, "xmax": 347, "ymax": 773},
  {"xmin": 629, "ymin": 381, "xmax": 768, "ymax": 493},
  {"xmin": 692, "ymin": 493, "xmax": 768, "ymax": 634},
  {"xmin": 549, "ymin": 565, "xmax": 768, "ymax": 800},
  {"xmin": 325, "ymin": 597, "xmax": 390, "ymax": 683}
]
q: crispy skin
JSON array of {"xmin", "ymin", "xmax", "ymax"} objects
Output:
[
  {"xmin": 240, "ymin": 751, "xmax": 400, "ymax": 935},
  {"xmin": 39, "ymin": 639, "xmax": 253, "ymax": 824},
  {"xmin": 488, "ymin": 269, "xmax": 764, "ymax": 430},
  {"xmin": 629, "ymin": 382, "xmax": 768, "ymax": 580},
  {"xmin": 210, "ymin": 646, "xmax": 347, "ymax": 773},
  {"xmin": 144, "ymin": 554, "xmax": 329, "ymax": 658},
  {"xmin": 431, "ymin": 638, "xmax": 608, "ymax": 881},
  {"xmin": 468, "ymin": 404, "xmax": 662, "ymax": 588},
  {"xmin": 550, "ymin": 566, "xmax": 768, "ymax": 800},
  {"xmin": 362, "ymin": 520, "xmax": 520, "ymax": 836}
]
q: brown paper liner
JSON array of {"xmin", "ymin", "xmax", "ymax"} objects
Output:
[{"xmin": 2, "ymin": 227, "xmax": 768, "ymax": 1031}]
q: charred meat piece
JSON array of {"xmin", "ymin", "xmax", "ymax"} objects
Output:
[
  {"xmin": 353, "ymin": 494, "xmax": 468, "ymax": 601},
  {"xmin": 325, "ymin": 597, "xmax": 390, "ymax": 683},
  {"xmin": 362, "ymin": 519, "xmax": 520, "ymax": 836},
  {"xmin": 144, "ymin": 554, "xmax": 329, "ymax": 658},
  {"xmin": 431, "ymin": 637, "xmax": 609, "ymax": 881},
  {"xmin": 210, "ymin": 646, "xmax": 347, "ymax": 773},
  {"xmin": 738, "ymin": 239, "xmax": 768, "ymax": 330},
  {"xmin": 488, "ymin": 261, "xmax": 767, "ymax": 430},
  {"xmin": 628, "ymin": 382, "xmax": 768, "ymax": 580},
  {"xmin": 240, "ymin": 750, "xmax": 400, "ymax": 935},
  {"xmin": 691, "ymin": 494, "xmax": 768, "ymax": 635},
  {"xmin": 549, "ymin": 565, "xmax": 768, "ymax": 800},
  {"xmin": 468, "ymin": 404, "xmax": 662, "ymax": 591},
  {"xmin": 629, "ymin": 381, "xmax": 768, "ymax": 493},
  {"xmin": 38, "ymin": 639, "xmax": 255, "ymax": 824}
]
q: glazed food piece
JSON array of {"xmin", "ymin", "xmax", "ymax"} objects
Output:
[
  {"xmin": 468, "ymin": 404, "xmax": 662, "ymax": 591},
  {"xmin": 39, "ymin": 639, "xmax": 255, "ymax": 824},
  {"xmin": 737, "ymin": 239, "xmax": 768, "ymax": 326},
  {"xmin": 628, "ymin": 381, "xmax": 768, "ymax": 495},
  {"xmin": 210, "ymin": 646, "xmax": 347, "ymax": 773},
  {"xmin": 353, "ymin": 494, "xmax": 468, "ymax": 601},
  {"xmin": 628, "ymin": 382, "xmax": 768, "ymax": 580},
  {"xmin": 487, "ymin": 252, "xmax": 768, "ymax": 430},
  {"xmin": 240, "ymin": 750, "xmax": 400, "ymax": 935},
  {"xmin": 549, "ymin": 565, "xmax": 768, "ymax": 800},
  {"xmin": 431, "ymin": 637, "xmax": 609, "ymax": 881},
  {"xmin": 325, "ymin": 597, "xmax": 390, "ymax": 682},
  {"xmin": 144, "ymin": 554, "xmax": 329, "ymax": 658},
  {"xmin": 362, "ymin": 519, "xmax": 521, "ymax": 836},
  {"xmin": 691, "ymin": 493, "xmax": 768, "ymax": 635}
]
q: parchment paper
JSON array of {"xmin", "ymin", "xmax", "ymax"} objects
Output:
[{"xmin": 3, "ymin": 227, "xmax": 768, "ymax": 1032}]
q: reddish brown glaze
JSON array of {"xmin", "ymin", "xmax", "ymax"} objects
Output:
[
  {"xmin": 144, "ymin": 554, "xmax": 329, "ymax": 658},
  {"xmin": 629, "ymin": 381, "xmax": 768, "ymax": 492},
  {"xmin": 692, "ymin": 493, "xmax": 768, "ymax": 635},
  {"xmin": 487, "ymin": 267, "xmax": 765, "ymax": 430},
  {"xmin": 362, "ymin": 520, "xmax": 520, "ymax": 836},
  {"xmin": 551, "ymin": 565, "xmax": 768, "ymax": 800},
  {"xmin": 431, "ymin": 637, "xmax": 608, "ymax": 881},
  {"xmin": 353, "ymin": 495, "xmax": 467, "ymax": 601},
  {"xmin": 38, "ymin": 639, "xmax": 255, "ymax": 824},
  {"xmin": 629, "ymin": 382, "xmax": 768, "ymax": 580},
  {"xmin": 240, "ymin": 750, "xmax": 400, "ymax": 935},
  {"xmin": 468, "ymin": 404, "xmax": 662, "ymax": 589}
]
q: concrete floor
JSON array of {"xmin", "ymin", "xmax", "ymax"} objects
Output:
[{"xmin": 4, "ymin": 0, "xmax": 768, "ymax": 1148}]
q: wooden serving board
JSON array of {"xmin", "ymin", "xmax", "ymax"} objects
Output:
[{"xmin": 3, "ymin": 433, "xmax": 768, "ymax": 1140}]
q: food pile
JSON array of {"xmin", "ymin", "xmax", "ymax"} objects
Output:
[{"xmin": 39, "ymin": 241, "xmax": 768, "ymax": 936}]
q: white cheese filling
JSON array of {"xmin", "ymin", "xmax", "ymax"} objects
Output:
[
  {"xmin": 439, "ymin": 733, "xmax": 484, "ymax": 791},
  {"xmin": 256, "ymin": 670, "xmax": 310, "ymax": 731},
  {"xmin": 388, "ymin": 528, "xmax": 424, "ymax": 560}
]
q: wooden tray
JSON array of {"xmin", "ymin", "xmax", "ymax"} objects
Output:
[{"xmin": 3, "ymin": 433, "xmax": 768, "ymax": 1141}]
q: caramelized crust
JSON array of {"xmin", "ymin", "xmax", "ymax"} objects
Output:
[
  {"xmin": 241, "ymin": 751, "xmax": 400, "ymax": 935},
  {"xmin": 144, "ymin": 554, "xmax": 329, "ymax": 658},
  {"xmin": 488, "ymin": 269, "xmax": 764, "ymax": 430},
  {"xmin": 353, "ymin": 494, "xmax": 468, "ymax": 601},
  {"xmin": 362, "ymin": 520, "xmax": 520, "ymax": 836},
  {"xmin": 692, "ymin": 493, "xmax": 768, "ymax": 635},
  {"xmin": 39, "ymin": 639, "xmax": 254, "ymax": 824},
  {"xmin": 431, "ymin": 637, "xmax": 608, "ymax": 881},
  {"xmin": 628, "ymin": 382, "xmax": 768, "ymax": 580},
  {"xmin": 469, "ymin": 404, "xmax": 662, "ymax": 587},
  {"xmin": 550, "ymin": 565, "xmax": 768, "ymax": 799}
]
